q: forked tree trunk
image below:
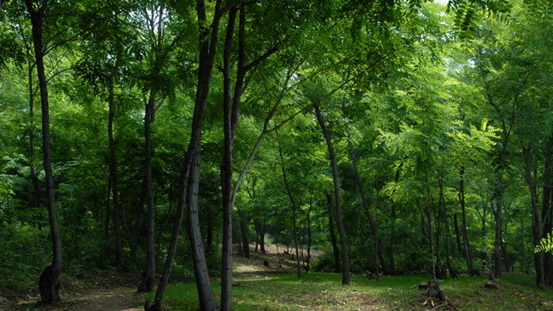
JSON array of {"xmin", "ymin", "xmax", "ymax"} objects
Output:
[
  {"xmin": 314, "ymin": 104, "xmax": 350, "ymax": 285},
  {"xmin": 25, "ymin": 0, "xmax": 63, "ymax": 303}
]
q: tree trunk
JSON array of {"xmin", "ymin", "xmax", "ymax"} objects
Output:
[
  {"xmin": 522, "ymin": 146, "xmax": 545, "ymax": 288},
  {"xmin": 152, "ymin": 1, "xmax": 223, "ymax": 309},
  {"xmin": 277, "ymin": 134, "xmax": 302, "ymax": 278},
  {"xmin": 459, "ymin": 167, "xmax": 474, "ymax": 275},
  {"xmin": 314, "ymin": 104, "xmax": 350, "ymax": 285},
  {"xmin": 27, "ymin": 63, "xmax": 41, "ymax": 210},
  {"xmin": 238, "ymin": 206, "xmax": 250, "ymax": 258},
  {"xmin": 348, "ymin": 141, "xmax": 388, "ymax": 275},
  {"xmin": 326, "ymin": 193, "xmax": 341, "ymax": 273},
  {"xmin": 387, "ymin": 166, "xmax": 401, "ymax": 275},
  {"xmin": 188, "ymin": 147, "xmax": 217, "ymax": 310},
  {"xmin": 107, "ymin": 79, "xmax": 124, "ymax": 267},
  {"xmin": 25, "ymin": 0, "xmax": 63, "ymax": 303},
  {"xmin": 542, "ymin": 134, "xmax": 553, "ymax": 286},
  {"xmin": 130, "ymin": 196, "xmax": 144, "ymax": 264},
  {"xmin": 139, "ymin": 93, "xmax": 157, "ymax": 292},
  {"xmin": 492, "ymin": 157, "xmax": 506, "ymax": 280}
]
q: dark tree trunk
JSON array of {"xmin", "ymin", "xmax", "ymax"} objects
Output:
[
  {"xmin": 327, "ymin": 194, "xmax": 341, "ymax": 273},
  {"xmin": 139, "ymin": 93, "xmax": 157, "ymax": 293},
  {"xmin": 220, "ymin": 7, "xmax": 239, "ymax": 310},
  {"xmin": 314, "ymin": 104, "xmax": 350, "ymax": 285},
  {"xmin": 152, "ymin": 1, "xmax": 223, "ymax": 309},
  {"xmin": 188, "ymin": 147, "xmax": 216, "ymax": 310},
  {"xmin": 25, "ymin": 0, "xmax": 62, "ymax": 303},
  {"xmin": 27, "ymin": 63, "xmax": 41, "ymax": 210},
  {"xmin": 348, "ymin": 140, "xmax": 387, "ymax": 275},
  {"xmin": 542, "ymin": 134, "xmax": 553, "ymax": 286},
  {"xmin": 453, "ymin": 213, "xmax": 462, "ymax": 256},
  {"xmin": 459, "ymin": 167, "xmax": 474, "ymax": 275},
  {"xmin": 238, "ymin": 207, "xmax": 250, "ymax": 258},
  {"xmin": 107, "ymin": 80, "xmax": 123, "ymax": 267},
  {"xmin": 277, "ymin": 134, "xmax": 302, "ymax": 278},
  {"xmin": 522, "ymin": 146, "xmax": 545, "ymax": 289},
  {"xmin": 386, "ymin": 166, "xmax": 401, "ymax": 275},
  {"xmin": 492, "ymin": 157, "xmax": 506, "ymax": 280},
  {"xmin": 130, "ymin": 196, "xmax": 144, "ymax": 264}
]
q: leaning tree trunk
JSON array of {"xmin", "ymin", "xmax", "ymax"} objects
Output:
[
  {"xmin": 25, "ymin": 0, "xmax": 63, "ymax": 303},
  {"xmin": 27, "ymin": 63, "xmax": 41, "ymax": 210},
  {"xmin": 314, "ymin": 104, "xmax": 350, "ymax": 285},
  {"xmin": 151, "ymin": 0, "xmax": 223, "ymax": 309}
]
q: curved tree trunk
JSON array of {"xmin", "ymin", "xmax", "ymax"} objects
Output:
[
  {"xmin": 25, "ymin": 0, "xmax": 63, "ymax": 303},
  {"xmin": 314, "ymin": 104, "xmax": 350, "ymax": 285}
]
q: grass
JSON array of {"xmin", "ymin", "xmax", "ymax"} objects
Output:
[{"xmin": 147, "ymin": 272, "xmax": 553, "ymax": 310}]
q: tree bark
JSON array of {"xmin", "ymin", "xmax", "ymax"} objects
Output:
[
  {"xmin": 348, "ymin": 140, "xmax": 388, "ymax": 275},
  {"xmin": 326, "ymin": 193, "xmax": 341, "ymax": 273},
  {"xmin": 107, "ymin": 79, "xmax": 124, "ymax": 267},
  {"xmin": 152, "ymin": 1, "xmax": 223, "ymax": 309},
  {"xmin": 522, "ymin": 146, "xmax": 545, "ymax": 289},
  {"xmin": 542, "ymin": 134, "xmax": 553, "ymax": 286},
  {"xmin": 25, "ymin": 0, "xmax": 63, "ymax": 303},
  {"xmin": 277, "ymin": 134, "xmax": 302, "ymax": 278},
  {"xmin": 139, "ymin": 92, "xmax": 157, "ymax": 292},
  {"xmin": 459, "ymin": 167, "xmax": 474, "ymax": 275},
  {"xmin": 314, "ymin": 104, "xmax": 350, "ymax": 285}
]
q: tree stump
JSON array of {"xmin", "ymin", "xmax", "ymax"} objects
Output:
[{"xmin": 484, "ymin": 280, "xmax": 499, "ymax": 290}]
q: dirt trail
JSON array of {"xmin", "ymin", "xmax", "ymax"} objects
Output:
[{"xmin": 1, "ymin": 244, "xmax": 320, "ymax": 311}]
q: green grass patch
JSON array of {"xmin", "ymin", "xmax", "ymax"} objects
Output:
[{"xmin": 150, "ymin": 273, "xmax": 553, "ymax": 310}]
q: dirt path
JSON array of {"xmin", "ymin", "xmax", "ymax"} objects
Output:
[{"xmin": 0, "ymin": 244, "xmax": 320, "ymax": 311}]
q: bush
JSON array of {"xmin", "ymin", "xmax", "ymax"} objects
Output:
[
  {"xmin": 311, "ymin": 252, "xmax": 337, "ymax": 272},
  {"xmin": 0, "ymin": 222, "xmax": 50, "ymax": 291}
]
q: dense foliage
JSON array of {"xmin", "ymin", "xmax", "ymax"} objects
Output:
[{"xmin": 1, "ymin": 0, "xmax": 553, "ymax": 309}]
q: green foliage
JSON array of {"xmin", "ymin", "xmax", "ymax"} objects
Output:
[
  {"xmin": 0, "ymin": 222, "xmax": 50, "ymax": 291},
  {"xmin": 535, "ymin": 232, "xmax": 553, "ymax": 253}
]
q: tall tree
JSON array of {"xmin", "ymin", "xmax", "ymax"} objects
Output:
[{"xmin": 24, "ymin": 0, "xmax": 63, "ymax": 303}]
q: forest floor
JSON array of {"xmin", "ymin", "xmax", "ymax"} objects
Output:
[{"xmin": 1, "ymin": 245, "xmax": 553, "ymax": 311}]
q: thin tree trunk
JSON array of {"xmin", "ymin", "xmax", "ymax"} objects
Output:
[
  {"xmin": 542, "ymin": 134, "xmax": 553, "ymax": 286},
  {"xmin": 348, "ymin": 140, "xmax": 388, "ymax": 275},
  {"xmin": 238, "ymin": 206, "xmax": 250, "ymax": 258},
  {"xmin": 28, "ymin": 63, "xmax": 41, "ymax": 209},
  {"xmin": 453, "ymin": 213, "xmax": 462, "ymax": 255},
  {"xmin": 314, "ymin": 104, "xmax": 350, "ymax": 285},
  {"xmin": 277, "ymin": 134, "xmax": 301, "ymax": 278},
  {"xmin": 459, "ymin": 167, "xmax": 474, "ymax": 275},
  {"xmin": 387, "ymin": 166, "xmax": 401, "ymax": 275},
  {"xmin": 523, "ymin": 146, "xmax": 545, "ymax": 289},
  {"xmin": 326, "ymin": 193, "xmax": 341, "ymax": 273},
  {"xmin": 139, "ymin": 93, "xmax": 157, "ymax": 292},
  {"xmin": 130, "ymin": 196, "xmax": 144, "ymax": 264},
  {"xmin": 25, "ymin": 0, "xmax": 63, "ymax": 302},
  {"xmin": 107, "ymin": 80, "xmax": 123, "ymax": 267}
]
